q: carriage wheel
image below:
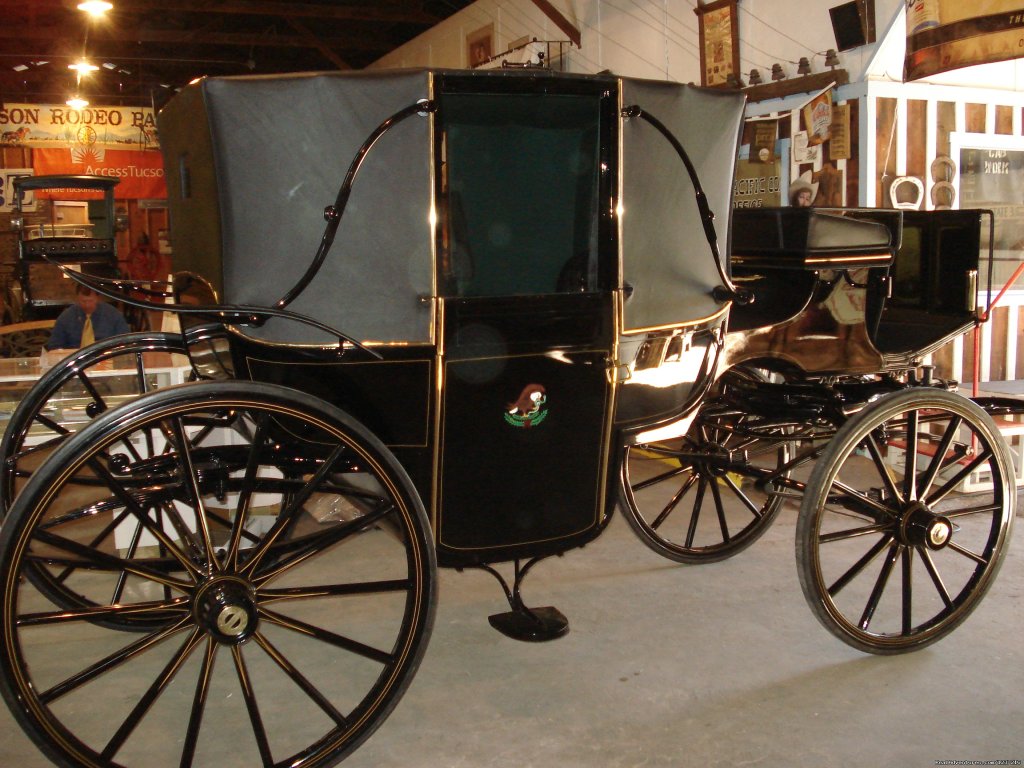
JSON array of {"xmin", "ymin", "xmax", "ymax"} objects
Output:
[
  {"xmin": 620, "ymin": 367, "xmax": 792, "ymax": 563},
  {"xmin": 797, "ymin": 388, "xmax": 1015, "ymax": 654},
  {"xmin": 0, "ymin": 381, "xmax": 437, "ymax": 768},
  {"xmin": 0, "ymin": 332, "xmax": 189, "ymax": 517}
]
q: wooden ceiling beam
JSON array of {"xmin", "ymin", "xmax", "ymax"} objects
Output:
[
  {"xmin": 285, "ymin": 17, "xmax": 352, "ymax": 71},
  {"xmin": 527, "ymin": 0, "xmax": 580, "ymax": 48},
  {"xmin": 96, "ymin": 0, "xmax": 437, "ymax": 25},
  {"xmin": 0, "ymin": 25, "xmax": 389, "ymax": 53}
]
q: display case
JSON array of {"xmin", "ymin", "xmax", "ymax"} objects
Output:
[{"xmin": 0, "ymin": 352, "xmax": 192, "ymax": 441}]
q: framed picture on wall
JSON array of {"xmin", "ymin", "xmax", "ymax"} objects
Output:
[
  {"xmin": 695, "ymin": 0, "xmax": 740, "ymax": 88},
  {"xmin": 467, "ymin": 24, "xmax": 494, "ymax": 68}
]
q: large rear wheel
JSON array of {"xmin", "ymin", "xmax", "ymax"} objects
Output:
[{"xmin": 0, "ymin": 381, "xmax": 437, "ymax": 767}]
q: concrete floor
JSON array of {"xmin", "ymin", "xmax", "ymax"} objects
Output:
[{"xmin": 2, "ymin": 496, "xmax": 1022, "ymax": 768}]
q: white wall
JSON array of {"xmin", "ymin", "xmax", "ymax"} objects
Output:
[{"xmin": 372, "ymin": 0, "xmax": 902, "ymax": 85}]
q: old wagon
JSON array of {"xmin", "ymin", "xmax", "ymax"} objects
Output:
[{"xmin": 0, "ymin": 69, "xmax": 1016, "ymax": 768}]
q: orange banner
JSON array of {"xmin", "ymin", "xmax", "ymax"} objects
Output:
[{"xmin": 32, "ymin": 147, "xmax": 166, "ymax": 199}]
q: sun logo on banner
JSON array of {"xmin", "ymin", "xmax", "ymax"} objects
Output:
[{"xmin": 70, "ymin": 125, "xmax": 104, "ymax": 164}]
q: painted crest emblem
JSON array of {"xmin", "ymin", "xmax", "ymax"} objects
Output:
[{"xmin": 504, "ymin": 384, "xmax": 548, "ymax": 428}]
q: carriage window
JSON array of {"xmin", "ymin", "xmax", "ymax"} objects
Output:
[{"xmin": 440, "ymin": 93, "xmax": 602, "ymax": 297}]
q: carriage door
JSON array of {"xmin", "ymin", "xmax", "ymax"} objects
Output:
[{"xmin": 433, "ymin": 76, "xmax": 618, "ymax": 565}]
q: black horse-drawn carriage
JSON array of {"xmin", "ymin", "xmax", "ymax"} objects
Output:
[{"xmin": 0, "ymin": 69, "xmax": 1017, "ymax": 768}]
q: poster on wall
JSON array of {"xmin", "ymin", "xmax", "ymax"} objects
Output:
[
  {"xmin": 802, "ymin": 90, "xmax": 833, "ymax": 146},
  {"xmin": 905, "ymin": 1, "xmax": 1024, "ymax": 81},
  {"xmin": 733, "ymin": 158, "xmax": 782, "ymax": 208},
  {"xmin": 0, "ymin": 103, "xmax": 159, "ymax": 148},
  {"xmin": 0, "ymin": 168, "xmax": 34, "ymax": 213},
  {"xmin": 829, "ymin": 104, "xmax": 851, "ymax": 160},
  {"xmin": 33, "ymin": 148, "xmax": 166, "ymax": 199},
  {"xmin": 696, "ymin": 0, "xmax": 740, "ymax": 87},
  {"xmin": 750, "ymin": 120, "xmax": 778, "ymax": 163},
  {"xmin": 467, "ymin": 24, "xmax": 494, "ymax": 67},
  {"xmin": 959, "ymin": 145, "xmax": 1024, "ymax": 252}
]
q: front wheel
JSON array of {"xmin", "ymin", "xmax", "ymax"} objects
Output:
[
  {"xmin": 0, "ymin": 380, "xmax": 437, "ymax": 768},
  {"xmin": 797, "ymin": 388, "xmax": 1015, "ymax": 654}
]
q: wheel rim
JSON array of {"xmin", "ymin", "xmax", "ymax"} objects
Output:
[
  {"xmin": 0, "ymin": 383, "xmax": 435, "ymax": 768},
  {"xmin": 622, "ymin": 370, "xmax": 792, "ymax": 562},
  {"xmin": 0, "ymin": 332, "xmax": 189, "ymax": 515},
  {"xmin": 798, "ymin": 389, "xmax": 1014, "ymax": 652}
]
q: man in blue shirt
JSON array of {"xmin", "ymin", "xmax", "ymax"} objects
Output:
[{"xmin": 46, "ymin": 284, "xmax": 130, "ymax": 350}]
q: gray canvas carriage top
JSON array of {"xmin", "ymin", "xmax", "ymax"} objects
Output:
[{"xmin": 158, "ymin": 68, "xmax": 746, "ymax": 344}]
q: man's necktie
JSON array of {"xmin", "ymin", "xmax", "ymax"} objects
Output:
[{"xmin": 81, "ymin": 315, "xmax": 95, "ymax": 347}]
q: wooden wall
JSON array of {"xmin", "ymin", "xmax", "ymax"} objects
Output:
[{"xmin": 863, "ymin": 85, "xmax": 1024, "ymax": 385}]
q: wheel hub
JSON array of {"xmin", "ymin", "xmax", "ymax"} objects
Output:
[
  {"xmin": 193, "ymin": 576, "xmax": 259, "ymax": 643},
  {"xmin": 900, "ymin": 502, "xmax": 953, "ymax": 550}
]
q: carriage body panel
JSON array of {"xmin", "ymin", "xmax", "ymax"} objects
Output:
[{"xmin": 158, "ymin": 69, "xmax": 748, "ymax": 565}]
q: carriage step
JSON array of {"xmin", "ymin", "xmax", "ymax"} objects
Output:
[{"xmin": 488, "ymin": 606, "xmax": 569, "ymax": 642}]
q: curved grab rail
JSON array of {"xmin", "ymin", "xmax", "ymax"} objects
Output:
[
  {"xmin": 45, "ymin": 100, "xmax": 439, "ymax": 359},
  {"xmin": 621, "ymin": 104, "xmax": 752, "ymax": 305},
  {"xmin": 275, "ymin": 98, "xmax": 436, "ymax": 310},
  {"xmin": 55, "ymin": 268, "xmax": 382, "ymax": 358}
]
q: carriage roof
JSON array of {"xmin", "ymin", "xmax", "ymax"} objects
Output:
[{"xmin": 158, "ymin": 68, "xmax": 747, "ymax": 345}]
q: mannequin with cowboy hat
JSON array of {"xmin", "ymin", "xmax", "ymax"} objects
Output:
[{"xmin": 789, "ymin": 178, "xmax": 815, "ymax": 207}]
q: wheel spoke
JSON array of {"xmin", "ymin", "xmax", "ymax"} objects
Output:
[
  {"xmin": 30, "ymin": 528, "xmax": 194, "ymax": 591},
  {"xmin": 19, "ymin": 597, "xmax": 189, "ymax": 627},
  {"xmin": 901, "ymin": 546, "xmax": 913, "ymax": 635},
  {"xmin": 179, "ymin": 637, "xmax": 218, "ymax": 768},
  {"xmin": 252, "ymin": 502, "xmax": 396, "ymax": 586},
  {"xmin": 253, "ymin": 632, "xmax": 349, "ymax": 727},
  {"xmin": 864, "ymin": 434, "xmax": 904, "ymax": 506},
  {"xmin": 919, "ymin": 548, "xmax": 953, "ymax": 608},
  {"xmin": 260, "ymin": 606, "xmax": 395, "ymax": 665},
  {"xmin": 826, "ymin": 534, "xmax": 893, "ymax": 597},
  {"xmin": 946, "ymin": 540, "xmax": 989, "ymax": 566},
  {"xmin": 721, "ymin": 472, "xmax": 765, "ymax": 519},
  {"xmin": 650, "ymin": 472, "xmax": 696, "ymax": 531},
  {"xmin": 100, "ymin": 628, "xmax": 203, "ymax": 762},
  {"xmin": 39, "ymin": 617, "xmax": 192, "ymax": 704},
  {"xmin": 226, "ymin": 414, "xmax": 270, "ymax": 571},
  {"xmin": 917, "ymin": 414, "xmax": 963, "ymax": 499},
  {"xmin": 684, "ymin": 477, "xmax": 707, "ymax": 548},
  {"xmin": 170, "ymin": 415, "xmax": 218, "ymax": 574},
  {"xmin": 239, "ymin": 445, "xmax": 346, "ymax": 578},
  {"xmin": 83, "ymin": 456, "xmax": 204, "ymax": 580},
  {"xmin": 902, "ymin": 408, "xmax": 919, "ymax": 500},
  {"xmin": 818, "ymin": 522, "xmax": 890, "ymax": 544},
  {"xmin": 631, "ymin": 460, "xmax": 690, "ymax": 493},
  {"xmin": 709, "ymin": 475, "xmax": 730, "ymax": 543},
  {"xmin": 925, "ymin": 447, "xmax": 994, "ymax": 506},
  {"xmin": 857, "ymin": 541, "xmax": 900, "ymax": 631},
  {"xmin": 259, "ymin": 578, "xmax": 412, "ymax": 603},
  {"xmin": 232, "ymin": 645, "xmax": 275, "ymax": 768}
]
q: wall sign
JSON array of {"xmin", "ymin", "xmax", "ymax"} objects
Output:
[{"xmin": 695, "ymin": 0, "xmax": 740, "ymax": 88}]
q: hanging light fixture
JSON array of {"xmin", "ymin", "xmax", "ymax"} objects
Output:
[
  {"xmin": 66, "ymin": 95, "xmax": 89, "ymax": 109},
  {"xmin": 77, "ymin": 1, "xmax": 113, "ymax": 16},
  {"xmin": 68, "ymin": 60, "xmax": 99, "ymax": 73}
]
